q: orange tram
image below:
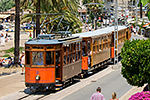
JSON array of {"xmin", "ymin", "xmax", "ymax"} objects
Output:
[{"xmin": 25, "ymin": 25, "xmax": 131, "ymax": 91}]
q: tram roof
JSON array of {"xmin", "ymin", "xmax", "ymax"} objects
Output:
[
  {"xmin": 73, "ymin": 26, "xmax": 127, "ymax": 38},
  {"xmin": 25, "ymin": 39, "xmax": 62, "ymax": 45}
]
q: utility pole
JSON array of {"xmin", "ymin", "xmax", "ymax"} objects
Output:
[{"xmin": 114, "ymin": 0, "xmax": 118, "ymax": 65}]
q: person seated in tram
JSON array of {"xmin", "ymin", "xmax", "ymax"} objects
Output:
[{"xmin": 35, "ymin": 58, "xmax": 43, "ymax": 65}]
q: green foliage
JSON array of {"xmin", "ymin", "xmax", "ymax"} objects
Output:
[
  {"xmin": 3, "ymin": 54, "xmax": 10, "ymax": 57},
  {"xmin": 121, "ymin": 39, "xmax": 150, "ymax": 87},
  {"xmin": 4, "ymin": 47, "xmax": 24, "ymax": 53},
  {"xmin": 0, "ymin": 0, "xmax": 15, "ymax": 12},
  {"xmin": 97, "ymin": 22, "xmax": 101, "ymax": 27},
  {"xmin": 148, "ymin": 10, "xmax": 150, "ymax": 21},
  {"xmin": 141, "ymin": 0, "xmax": 148, "ymax": 6},
  {"xmin": 21, "ymin": 0, "xmax": 81, "ymax": 34},
  {"xmin": 5, "ymin": 47, "xmax": 15, "ymax": 53}
]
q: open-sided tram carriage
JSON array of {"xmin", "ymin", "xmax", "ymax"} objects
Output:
[{"xmin": 25, "ymin": 25, "xmax": 131, "ymax": 91}]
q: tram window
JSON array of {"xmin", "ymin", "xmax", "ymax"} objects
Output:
[
  {"xmin": 32, "ymin": 47, "xmax": 43, "ymax": 49},
  {"xmin": 93, "ymin": 46, "xmax": 95, "ymax": 53},
  {"xmin": 106, "ymin": 43, "xmax": 108, "ymax": 49},
  {"xmin": 73, "ymin": 43, "xmax": 76, "ymax": 52},
  {"xmin": 97, "ymin": 45, "xmax": 99, "ymax": 52},
  {"xmin": 26, "ymin": 46, "xmax": 30, "ymax": 49},
  {"xmin": 100, "ymin": 45, "xmax": 102, "ymax": 51},
  {"xmin": 55, "ymin": 45, "xmax": 60, "ymax": 49},
  {"xmin": 78, "ymin": 51, "xmax": 81, "ymax": 59},
  {"xmin": 46, "ymin": 51, "xmax": 54, "ymax": 65},
  {"xmin": 70, "ymin": 44, "xmax": 73, "ymax": 52},
  {"xmin": 73, "ymin": 53, "xmax": 75, "ymax": 62},
  {"xmin": 106, "ymin": 36, "xmax": 108, "ymax": 41},
  {"xmin": 103, "ymin": 44, "xmax": 105, "ymax": 50},
  {"xmin": 67, "ymin": 55, "xmax": 69, "ymax": 64},
  {"xmin": 70, "ymin": 54, "xmax": 72, "ymax": 63},
  {"xmin": 93, "ymin": 39, "xmax": 96, "ymax": 45},
  {"xmin": 64, "ymin": 46, "xmax": 67, "ymax": 55},
  {"xmin": 79, "ymin": 42, "xmax": 81, "ymax": 50},
  {"xmin": 26, "ymin": 51, "xmax": 30, "ymax": 64},
  {"xmin": 76, "ymin": 42, "xmax": 79, "ymax": 51},
  {"xmin": 32, "ymin": 52, "xmax": 43, "ymax": 65},
  {"xmin": 76, "ymin": 52, "xmax": 78, "ymax": 61},
  {"xmin": 56, "ymin": 52, "xmax": 60, "ymax": 65},
  {"xmin": 87, "ymin": 40, "xmax": 91, "ymax": 50},
  {"xmin": 47, "ymin": 46, "xmax": 53, "ymax": 49},
  {"xmin": 64, "ymin": 56, "xmax": 66, "ymax": 65},
  {"xmin": 100, "ymin": 37, "xmax": 102, "ymax": 43},
  {"xmin": 103, "ymin": 36, "xmax": 106, "ymax": 42}
]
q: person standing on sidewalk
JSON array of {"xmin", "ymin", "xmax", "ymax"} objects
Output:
[
  {"xmin": 110, "ymin": 92, "xmax": 118, "ymax": 100},
  {"xmin": 90, "ymin": 87, "xmax": 105, "ymax": 100},
  {"xmin": 20, "ymin": 51, "xmax": 25, "ymax": 75}
]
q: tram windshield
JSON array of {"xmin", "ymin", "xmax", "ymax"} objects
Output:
[
  {"xmin": 46, "ymin": 51, "xmax": 54, "ymax": 65},
  {"xmin": 32, "ymin": 52, "xmax": 43, "ymax": 65}
]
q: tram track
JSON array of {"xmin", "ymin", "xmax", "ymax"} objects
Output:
[{"xmin": 17, "ymin": 90, "xmax": 52, "ymax": 100}]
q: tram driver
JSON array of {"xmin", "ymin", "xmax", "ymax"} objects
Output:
[{"xmin": 35, "ymin": 57, "xmax": 43, "ymax": 65}]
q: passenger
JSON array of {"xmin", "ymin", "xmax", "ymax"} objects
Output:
[
  {"xmin": 20, "ymin": 51, "xmax": 25, "ymax": 75},
  {"xmin": 8, "ymin": 58, "xmax": 13, "ymax": 68},
  {"xmin": 28, "ymin": 31, "xmax": 32, "ymax": 40},
  {"xmin": 90, "ymin": 87, "xmax": 105, "ymax": 100},
  {"xmin": 110, "ymin": 92, "xmax": 118, "ymax": 100},
  {"xmin": 35, "ymin": 58, "xmax": 43, "ymax": 65},
  {"xmin": 0, "ymin": 33, "xmax": 5, "ymax": 46},
  {"xmin": 89, "ymin": 25, "xmax": 92, "ymax": 31}
]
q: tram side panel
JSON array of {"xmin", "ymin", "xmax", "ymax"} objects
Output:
[
  {"xmin": 92, "ymin": 49, "xmax": 110, "ymax": 66},
  {"xmin": 63, "ymin": 60, "xmax": 82, "ymax": 81},
  {"xmin": 25, "ymin": 67, "xmax": 55, "ymax": 84}
]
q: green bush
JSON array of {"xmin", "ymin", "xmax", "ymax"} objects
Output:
[
  {"xmin": 5, "ymin": 47, "xmax": 14, "ymax": 53},
  {"xmin": 5, "ymin": 47, "xmax": 24, "ymax": 53},
  {"xmin": 121, "ymin": 39, "xmax": 150, "ymax": 88},
  {"xmin": 3, "ymin": 54, "xmax": 10, "ymax": 57}
]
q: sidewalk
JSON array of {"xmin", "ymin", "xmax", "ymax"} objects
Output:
[{"xmin": 0, "ymin": 31, "xmax": 29, "ymax": 51}]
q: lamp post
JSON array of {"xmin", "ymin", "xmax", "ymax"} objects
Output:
[{"xmin": 114, "ymin": 0, "xmax": 118, "ymax": 65}]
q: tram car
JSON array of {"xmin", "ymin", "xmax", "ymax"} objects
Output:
[{"xmin": 25, "ymin": 25, "xmax": 131, "ymax": 91}]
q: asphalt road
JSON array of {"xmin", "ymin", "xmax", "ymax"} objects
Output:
[{"xmin": 61, "ymin": 69, "xmax": 132, "ymax": 100}]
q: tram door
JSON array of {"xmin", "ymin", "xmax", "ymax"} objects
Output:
[{"xmin": 55, "ymin": 51, "xmax": 62, "ymax": 80}]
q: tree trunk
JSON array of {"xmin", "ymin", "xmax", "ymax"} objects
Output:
[
  {"xmin": 36, "ymin": 0, "xmax": 40, "ymax": 37},
  {"xmin": 14, "ymin": 0, "xmax": 20, "ymax": 66},
  {"xmin": 140, "ymin": 2, "xmax": 142, "ymax": 18}
]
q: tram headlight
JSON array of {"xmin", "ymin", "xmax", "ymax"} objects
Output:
[{"xmin": 35, "ymin": 75, "xmax": 40, "ymax": 80}]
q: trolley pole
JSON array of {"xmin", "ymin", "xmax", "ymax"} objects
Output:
[
  {"xmin": 135, "ymin": 0, "xmax": 139, "ymax": 35},
  {"xmin": 125, "ymin": 1, "xmax": 127, "ymax": 25},
  {"xmin": 114, "ymin": 0, "xmax": 118, "ymax": 65}
]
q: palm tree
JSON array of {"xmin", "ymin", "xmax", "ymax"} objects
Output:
[
  {"xmin": 21, "ymin": 0, "xmax": 41, "ymax": 36},
  {"xmin": 14, "ymin": 0, "xmax": 20, "ymax": 65},
  {"xmin": 21, "ymin": 0, "xmax": 82, "ymax": 34}
]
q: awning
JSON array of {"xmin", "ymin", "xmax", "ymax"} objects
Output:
[{"xmin": 0, "ymin": 14, "xmax": 11, "ymax": 19}]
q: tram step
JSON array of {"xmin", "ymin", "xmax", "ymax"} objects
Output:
[
  {"xmin": 55, "ymin": 84, "xmax": 63, "ymax": 87},
  {"xmin": 55, "ymin": 88, "xmax": 60, "ymax": 91},
  {"xmin": 56, "ymin": 78, "xmax": 61, "ymax": 80},
  {"xmin": 73, "ymin": 78, "xmax": 80, "ymax": 81},
  {"xmin": 88, "ymin": 72, "xmax": 93, "ymax": 74}
]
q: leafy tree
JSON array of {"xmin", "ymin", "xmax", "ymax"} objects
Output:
[
  {"xmin": 121, "ymin": 39, "xmax": 150, "ymax": 90},
  {"xmin": 0, "ymin": 0, "xmax": 15, "ymax": 12},
  {"xmin": 20, "ymin": 0, "xmax": 81, "ymax": 34}
]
